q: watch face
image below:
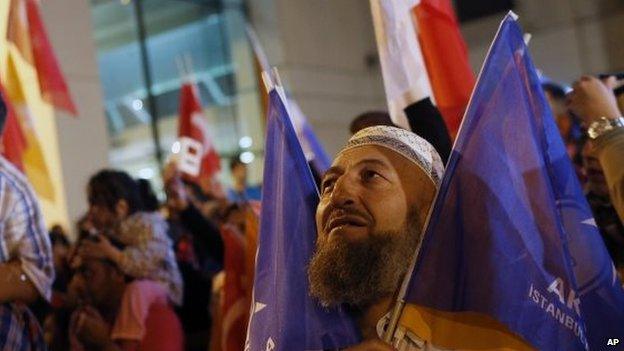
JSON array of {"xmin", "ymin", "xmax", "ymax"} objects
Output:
[{"xmin": 588, "ymin": 117, "xmax": 624, "ymax": 139}]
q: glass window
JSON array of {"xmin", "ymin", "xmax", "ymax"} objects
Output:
[{"xmin": 90, "ymin": 0, "xmax": 264, "ymax": 196}]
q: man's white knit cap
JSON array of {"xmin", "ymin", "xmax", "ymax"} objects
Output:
[{"xmin": 338, "ymin": 125, "xmax": 444, "ymax": 187}]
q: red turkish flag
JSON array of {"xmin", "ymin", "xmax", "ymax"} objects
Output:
[
  {"xmin": 25, "ymin": 0, "xmax": 78, "ymax": 115},
  {"xmin": 220, "ymin": 224, "xmax": 248, "ymax": 351},
  {"xmin": 412, "ymin": 0, "xmax": 475, "ymax": 137},
  {"xmin": 177, "ymin": 82, "xmax": 221, "ymax": 189},
  {"xmin": 0, "ymin": 87, "xmax": 28, "ymax": 170}
]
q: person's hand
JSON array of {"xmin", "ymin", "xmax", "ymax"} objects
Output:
[
  {"xmin": 343, "ymin": 339, "xmax": 396, "ymax": 351},
  {"xmin": 567, "ymin": 75, "xmax": 622, "ymax": 125},
  {"xmin": 74, "ymin": 306, "xmax": 112, "ymax": 349},
  {"xmin": 79, "ymin": 235, "xmax": 120, "ymax": 262}
]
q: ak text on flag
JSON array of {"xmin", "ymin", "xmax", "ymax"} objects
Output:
[{"xmin": 398, "ymin": 13, "xmax": 624, "ymax": 351}]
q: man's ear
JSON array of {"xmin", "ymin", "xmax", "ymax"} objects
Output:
[{"xmin": 115, "ymin": 199, "xmax": 129, "ymax": 218}]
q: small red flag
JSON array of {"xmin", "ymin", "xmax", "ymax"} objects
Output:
[
  {"xmin": 178, "ymin": 82, "xmax": 221, "ymax": 184},
  {"xmin": 221, "ymin": 224, "xmax": 248, "ymax": 351},
  {"xmin": 412, "ymin": 0, "xmax": 476, "ymax": 137},
  {"xmin": 25, "ymin": 0, "xmax": 78, "ymax": 115},
  {"xmin": 0, "ymin": 86, "xmax": 28, "ymax": 170}
]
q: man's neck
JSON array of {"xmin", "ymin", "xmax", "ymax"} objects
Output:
[
  {"xmin": 356, "ymin": 297, "xmax": 394, "ymax": 339},
  {"xmin": 233, "ymin": 181, "xmax": 246, "ymax": 192}
]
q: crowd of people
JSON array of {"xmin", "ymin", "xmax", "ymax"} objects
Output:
[{"xmin": 0, "ymin": 63, "xmax": 623, "ymax": 349}]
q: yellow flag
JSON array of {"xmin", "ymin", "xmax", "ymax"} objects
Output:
[
  {"xmin": 5, "ymin": 52, "xmax": 55, "ymax": 201},
  {"xmin": 399, "ymin": 304, "xmax": 535, "ymax": 350},
  {"xmin": 7, "ymin": 0, "xmax": 34, "ymax": 64},
  {"xmin": 0, "ymin": 0, "xmax": 10, "ymax": 74}
]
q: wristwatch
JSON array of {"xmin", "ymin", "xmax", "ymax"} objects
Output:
[{"xmin": 587, "ymin": 116, "xmax": 624, "ymax": 139}]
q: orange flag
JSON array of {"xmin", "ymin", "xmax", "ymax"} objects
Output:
[
  {"xmin": 221, "ymin": 224, "xmax": 248, "ymax": 351},
  {"xmin": 412, "ymin": 0, "xmax": 475, "ymax": 137},
  {"xmin": 25, "ymin": 0, "xmax": 77, "ymax": 115},
  {"xmin": 244, "ymin": 201, "xmax": 261, "ymax": 300},
  {"xmin": 0, "ymin": 85, "xmax": 28, "ymax": 170},
  {"xmin": 7, "ymin": 0, "xmax": 33, "ymax": 63},
  {"xmin": 5, "ymin": 52, "xmax": 55, "ymax": 200},
  {"xmin": 7, "ymin": 0, "xmax": 77, "ymax": 115}
]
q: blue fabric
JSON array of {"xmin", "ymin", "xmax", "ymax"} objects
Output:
[
  {"xmin": 404, "ymin": 14, "xmax": 624, "ymax": 350},
  {"xmin": 0, "ymin": 303, "xmax": 46, "ymax": 351},
  {"xmin": 226, "ymin": 185, "xmax": 262, "ymax": 203},
  {"xmin": 246, "ymin": 90, "xmax": 360, "ymax": 351},
  {"xmin": 302, "ymin": 121, "xmax": 331, "ymax": 176}
]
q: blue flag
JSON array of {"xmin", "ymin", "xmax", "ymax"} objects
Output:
[
  {"xmin": 402, "ymin": 13, "xmax": 624, "ymax": 350},
  {"xmin": 302, "ymin": 121, "xmax": 331, "ymax": 174},
  {"xmin": 246, "ymin": 89, "xmax": 360, "ymax": 351}
]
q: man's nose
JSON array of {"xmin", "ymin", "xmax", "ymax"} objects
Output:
[{"xmin": 330, "ymin": 176, "xmax": 357, "ymax": 208}]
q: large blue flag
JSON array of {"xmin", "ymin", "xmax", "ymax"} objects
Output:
[
  {"xmin": 246, "ymin": 89, "xmax": 360, "ymax": 351},
  {"xmin": 399, "ymin": 13, "xmax": 624, "ymax": 351}
]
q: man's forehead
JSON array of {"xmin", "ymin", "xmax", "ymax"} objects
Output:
[{"xmin": 329, "ymin": 145, "xmax": 395, "ymax": 171}]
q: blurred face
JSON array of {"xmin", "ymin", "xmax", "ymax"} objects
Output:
[
  {"xmin": 87, "ymin": 203, "xmax": 121, "ymax": 232},
  {"xmin": 582, "ymin": 140, "xmax": 609, "ymax": 197},
  {"xmin": 232, "ymin": 163, "xmax": 247, "ymax": 185},
  {"xmin": 309, "ymin": 146, "xmax": 435, "ymax": 307},
  {"xmin": 52, "ymin": 243, "xmax": 69, "ymax": 272},
  {"xmin": 77, "ymin": 257, "xmax": 124, "ymax": 308}
]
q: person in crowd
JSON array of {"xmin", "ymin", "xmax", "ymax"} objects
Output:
[
  {"xmin": 164, "ymin": 169, "xmax": 225, "ymax": 351},
  {"xmin": 308, "ymin": 125, "xmax": 444, "ymax": 350},
  {"xmin": 568, "ymin": 75, "xmax": 624, "ymax": 222},
  {"xmin": 49, "ymin": 225, "xmax": 71, "ymax": 296},
  {"xmin": 137, "ymin": 178, "xmax": 160, "ymax": 213},
  {"xmin": 543, "ymin": 82, "xmax": 584, "ymax": 173},
  {"xmin": 0, "ymin": 93, "xmax": 55, "ymax": 350},
  {"xmin": 579, "ymin": 136, "xmax": 624, "ymax": 271},
  {"xmin": 226, "ymin": 156, "xmax": 261, "ymax": 203},
  {"xmin": 78, "ymin": 170, "xmax": 184, "ymax": 305},
  {"xmin": 71, "ymin": 239, "xmax": 184, "ymax": 351},
  {"xmin": 353, "ymin": 97, "xmax": 452, "ymax": 164},
  {"xmin": 350, "ymin": 111, "xmax": 396, "ymax": 134}
]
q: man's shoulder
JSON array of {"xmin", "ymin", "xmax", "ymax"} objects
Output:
[{"xmin": 0, "ymin": 157, "xmax": 38, "ymax": 205}]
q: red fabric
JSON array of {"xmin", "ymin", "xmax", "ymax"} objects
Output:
[
  {"xmin": 111, "ymin": 281, "xmax": 184, "ymax": 351},
  {"xmin": 221, "ymin": 225, "xmax": 248, "ymax": 351},
  {"xmin": 177, "ymin": 83, "xmax": 221, "ymax": 186},
  {"xmin": 138, "ymin": 303, "xmax": 184, "ymax": 351},
  {"xmin": 25, "ymin": 0, "xmax": 77, "ymax": 115},
  {"xmin": 0, "ymin": 86, "xmax": 27, "ymax": 170},
  {"xmin": 413, "ymin": 0, "xmax": 475, "ymax": 137}
]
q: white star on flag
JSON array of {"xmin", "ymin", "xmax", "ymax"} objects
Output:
[
  {"xmin": 254, "ymin": 302, "xmax": 267, "ymax": 314},
  {"xmin": 581, "ymin": 218, "xmax": 597, "ymax": 227}
]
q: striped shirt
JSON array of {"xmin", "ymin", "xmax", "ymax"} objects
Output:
[{"xmin": 0, "ymin": 156, "xmax": 54, "ymax": 350}]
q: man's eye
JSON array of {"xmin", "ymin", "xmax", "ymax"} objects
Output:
[
  {"xmin": 321, "ymin": 179, "xmax": 335, "ymax": 194},
  {"xmin": 362, "ymin": 170, "xmax": 381, "ymax": 181}
]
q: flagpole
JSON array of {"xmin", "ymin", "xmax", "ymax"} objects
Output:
[
  {"xmin": 382, "ymin": 10, "xmax": 521, "ymax": 343},
  {"xmin": 133, "ymin": 0, "xmax": 163, "ymax": 168},
  {"xmin": 175, "ymin": 55, "xmax": 188, "ymax": 84},
  {"xmin": 183, "ymin": 53, "xmax": 195, "ymax": 85}
]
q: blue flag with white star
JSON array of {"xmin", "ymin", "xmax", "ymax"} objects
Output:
[
  {"xmin": 401, "ymin": 13, "xmax": 624, "ymax": 351},
  {"xmin": 245, "ymin": 89, "xmax": 360, "ymax": 351}
]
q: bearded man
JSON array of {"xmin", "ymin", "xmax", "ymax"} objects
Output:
[{"xmin": 309, "ymin": 126, "xmax": 444, "ymax": 350}]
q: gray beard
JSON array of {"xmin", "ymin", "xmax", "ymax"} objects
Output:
[{"xmin": 308, "ymin": 214, "xmax": 420, "ymax": 309}]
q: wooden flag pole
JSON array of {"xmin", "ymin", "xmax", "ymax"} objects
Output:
[
  {"xmin": 175, "ymin": 55, "xmax": 188, "ymax": 83},
  {"xmin": 183, "ymin": 53, "xmax": 196, "ymax": 84}
]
